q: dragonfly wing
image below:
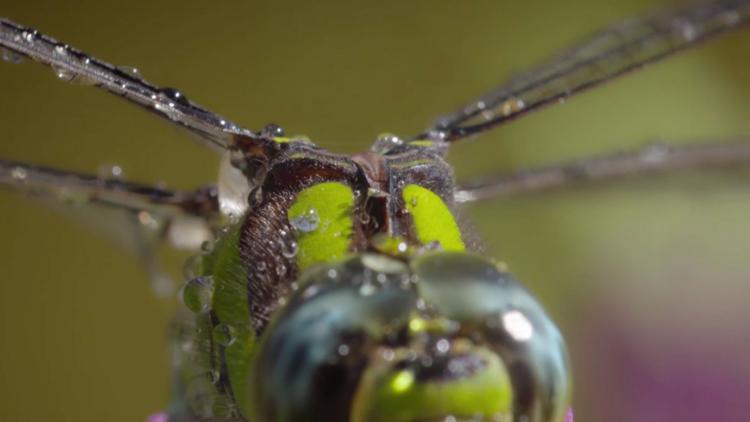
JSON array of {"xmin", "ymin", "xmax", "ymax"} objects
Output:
[
  {"xmin": 0, "ymin": 18, "xmax": 256, "ymax": 150},
  {"xmin": 417, "ymin": 0, "xmax": 750, "ymax": 142},
  {"xmin": 0, "ymin": 158, "xmax": 219, "ymax": 293}
]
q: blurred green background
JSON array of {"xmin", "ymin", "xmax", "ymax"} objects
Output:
[{"xmin": 1, "ymin": 0, "xmax": 749, "ymax": 421}]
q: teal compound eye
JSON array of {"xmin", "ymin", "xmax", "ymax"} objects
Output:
[{"xmin": 248, "ymin": 252, "xmax": 571, "ymax": 422}]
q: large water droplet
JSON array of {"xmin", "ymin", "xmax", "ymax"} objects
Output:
[
  {"xmin": 212, "ymin": 323, "xmax": 236, "ymax": 347},
  {"xmin": 261, "ymin": 123, "xmax": 285, "ymax": 138},
  {"xmin": 290, "ymin": 207, "xmax": 320, "ymax": 233},
  {"xmin": 53, "ymin": 43, "xmax": 68, "ymax": 57},
  {"xmin": 52, "ymin": 65, "xmax": 76, "ymax": 82},
  {"xmin": 217, "ymin": 151, "xmax": 251, "ymax": 219},
  {"xmin": 371, "ymin": 133, "xmax": 404, "ymax": 154},
  {"xmin": 158, "ymin": 87, "xmax": 190, "ymax": 107},
  {"xmin": 181, "ymin": 276, "xmax": 215, "ymax": 313}
]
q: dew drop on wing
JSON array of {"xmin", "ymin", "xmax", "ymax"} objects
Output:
[
  {"xmin": 20, "ymin": 29, "xmax": 37, "ymax": 44},
  {"xmin": 10, "ymin": 166, "xmax": 28, "ymax": 181},
  {"xmin": 97, "ymin": 164, "xmax": 125, "ymax": 180},
  {"xmin": 117, "ymin": 65, "xmax": 141, "ymax": 78},
  {"xmin": 158, "ymin": 87, "xmax": 190, "ymax": 107}
]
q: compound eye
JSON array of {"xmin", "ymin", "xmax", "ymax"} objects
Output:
[
  {"xmin": 413, "ymin": 252, "xmax": 572, "ymax": 422},
  {"xmin": 248, "ymin": 256, "xmax": 418, "ymax": 422}
]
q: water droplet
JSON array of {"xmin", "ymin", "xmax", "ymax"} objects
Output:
[
  {"xmin": 327, "ymin": 268, "xmax": 339, "ymax": 280},
  {"xmin": 117, "ymin": 66, "xmax": 140, "ymax": 77},
  {"xmin": 212, "ymin": 323, "xmax": 236, "ymax": 347},
  {"xmin": 275, "ymin": 263, "xmax": 287, "ymax": 277},
  {"xmin": 1, "ymin": 48, "xmax": 24, "ymax": 64},
  {"xmin": 358, "ymin": 211, "xmax": 371, "ymax": 225},
  {"xmin": 672, "ymin": 18, "xmax": 697, "ymax": 41},
  {"xmin": 158, "ymin": 87, "xmax": 190, "ymax": 106},
  {"xmin": 97, "ymin": 164, "xmax": 125, "ymax": 180},
  {"xmin": 337, "ymin": 344, "xmax": 350, "ymax": 356},
  {"xmin": 499, "ymin": 97, "xmax": 525, "ymax": 116},
  {"xmin": 426, "ymin": 129, "xmax": 448, "ymax": 141},
  {"xmin": 52, "ymin": 65, "xmax": 76, "ymax": 82},
  {"xmin": 261, "ymin": 123, "xmax": 285, "ymax": 138},
  {"xmin": 53, "ymin": 44, "xmax": 68, "ymax": 57},
  {"xmin": 396, "ymin": 179, "xmax": 406, "ymax": 188},
  {"xmin": 217, "ymin": 151, "xmax": 251, "ymax": 219},
  {"xmin": 290, "ymin": 207, "xmax": 320, "ymax": 233},
  {"xmin": 208, "ymin": 369, "xmax": 221, "ymax": 384},
  {"xmin": 280, "ymin": 239, "xmax": 298, "ymax": 259},
  {"xmin": 372, "ymin": 133, "xmax": 404, "ymax": 154},
  {"xmin": 21, "ymin": 30, "xmax": 37, "ymax": 44},
  {"xmin": 435, "ymin": 338, "xmax": 451, "ymax": 354},
  {"xmin": 380, "ymin": 348, "xmax": 395, "ymax": 361},
  {"xmin": 137, "ymin": 211, "xmax": 161, "ymax": 231},
  {"xmin": 181, "ymin": 276, "xmax": 215, "ymax": 313},
  {"xmin": 10, "ymin": 166, "xmax": 27, "ymax": 181}
]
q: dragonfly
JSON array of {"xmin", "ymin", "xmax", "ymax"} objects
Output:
[{"xmin": 2, "ymin": 0, "xmax": 750, "ymax": 421}]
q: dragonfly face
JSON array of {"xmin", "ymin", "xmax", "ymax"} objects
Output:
[{"xmin": 2, "ymin": 1, "xmax": 750, "ymax": 421}]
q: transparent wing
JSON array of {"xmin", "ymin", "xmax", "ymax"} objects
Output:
[
  {"xmin": 454, "ymin": 139, "xmax": 750, "ymax": 202},
  {"xmin": 0, "ymin": 158, "xmax": 219, "ymax": 293},
  {"xmin": 0, "ymin": 158, "xmax": 218, "ymax": 219},
  {"xmin": 419, "ymin": 0, "xmax": 750, "ymax": 142},
  {"xmin": 0, "ymin": 18, "xmax": 256, "ymax": 150}
]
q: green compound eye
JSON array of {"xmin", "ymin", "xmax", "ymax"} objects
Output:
[{"xmin": 249, "ymin": 253, "xmax": 571, "ymax": 422}]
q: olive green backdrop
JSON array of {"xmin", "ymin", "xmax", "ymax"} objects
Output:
[{"xmin": 1, "ymin": 0, "xmax": 749, "ymax": 421}]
